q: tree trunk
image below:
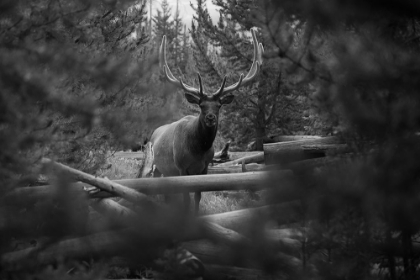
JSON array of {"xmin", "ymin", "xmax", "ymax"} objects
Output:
[{"xmin": 254, "ymin": 117, "xmax": 266, "ymax": 151}]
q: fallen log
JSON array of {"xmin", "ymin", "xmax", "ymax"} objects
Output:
[
  {"xmin": 215, "ymin": 152, "xmax": 264, "ymax": 167},
  {"xmin": 302, "ymin": 144, "xmax": 349, "ymax": 154},
  {"xmin": 209, "ymin": 158, "xmax": 345, "ymax": 174},
  {"xmin": 263, "ymin": 136, "xmax": 343, "ymax": 165},
  {"xmin": 208, "ymin": 163, "xmax": 265, "ymax": 174},
  {"xmin": 42, "ymin": 158, "xmax": 153, "ymax": 206},
  {"xmin": 6, "ymin": 170, "xmax": 294, "ymax": 208},
  {"xmin": 227, "ymin": 151, "xmax": 263, "ymax": 161},
  {"xmin": 271, "ymin": 135, "xmax": 322, "ymax": 142},
  {"xmin": 88, "ymin": 170, "xmax": 294, "ymax": 198}
]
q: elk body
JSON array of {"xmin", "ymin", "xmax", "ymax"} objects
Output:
[{"xmin": 150, "ymin": 29, "xmax": 264, "ymax": 213}]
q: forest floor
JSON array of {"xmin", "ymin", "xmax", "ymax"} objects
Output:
[{"xmin": 97, "ymin": 152, "xmax": 262, "ymax": 215}]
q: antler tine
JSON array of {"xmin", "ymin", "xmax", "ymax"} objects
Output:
[
  {"xmin": 215, "ymin": 28, "xmax": 263, "ymax": 97},
  {"xmin": 215, "ymin": 76, "xmax": 227, "ymax": 95},
  {"xmin": 197, "ymin": 73, "xmax": 204, "ymax": 96},
  {"xmin": 159, "ymin": 35, "xmax": 201, "ymax": 97}
]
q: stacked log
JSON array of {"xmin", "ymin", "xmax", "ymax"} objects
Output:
[
  {"xmin": 263, "ymin": 136, "xmax": 345, "ymax": 165},
  {"xmin": 2, "ymin": 133, "xmax": 353, "ymax": 277}
]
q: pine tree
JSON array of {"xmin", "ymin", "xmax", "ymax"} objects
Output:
[
  {"xmin": 190, "ymin": 20, "xmax": 221, "ymax": 90},
  {"xmin": 153, "ymin": 0, "xmax": 174, "ymax": 44},
  {"xmin": 172, "ymin": 0, "xmax": 184, "ymax": 68},
  {"xmin": 178, "ymin": 24, "xmax": 190, "ymax": 73}
]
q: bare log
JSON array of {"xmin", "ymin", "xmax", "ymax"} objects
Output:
[
  {"xmin": 271, "ymin": 135, "xmax": 322, "ymax": 142},
  {"xmin": 208, "ymin": 163, "xmax": 265, "ymax": 174},
  {"xmin": 264, "ymin": 136, "xmax": 343, "ymax": 165},
  {"xmin": 42, "ymin": 158, "xmax": 153, "ymax": 205},
  {"xmin": 302, "ymin": 144, "xmax": 349, "ymax": 154},
  {"xmin": 216, "ymin": 152, "xmax": 264, "ymax": 167},
  {"xmin": 89, "ymin": 170, "xmax": 294, "ymax": 198},
  {"xmin": 227, "ymin": 151, "xmax": 263, "ymax": 160},
  {"xmin": 6, "ymin": 170, "xmax": 294, "ymax": 209}
]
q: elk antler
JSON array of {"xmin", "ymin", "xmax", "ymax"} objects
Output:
[
  {"xmin": 213, "ymin": 28, "xmax": 264, "ymax": 98},
  {"xmin": 159, "ymin": 35, "xmax": 204, "ymax": 98}
]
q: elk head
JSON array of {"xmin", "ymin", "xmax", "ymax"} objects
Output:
[{"xmin": 159, "ymin": 28, "xmax": 264, "ymax": 129}]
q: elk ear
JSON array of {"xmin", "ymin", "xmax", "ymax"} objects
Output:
[
  {"xmin": 185, "ymin": 93, "xmax": 200, "ymax": 105},
  {"xmin": 220, "ymin": 94, "xmax": 234, "ymax": 105}
]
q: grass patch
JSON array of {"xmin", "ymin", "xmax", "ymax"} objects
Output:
[{"xmin": 96, "ymin": 152, "xmax": 143, "ymax": 179}]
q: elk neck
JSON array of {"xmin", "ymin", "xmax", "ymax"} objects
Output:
[{"xmin": 188, "ymin": 114, "xmax": 217, "ymax": 153}]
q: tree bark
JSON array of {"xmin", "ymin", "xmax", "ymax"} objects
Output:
[{"xmin": 254, "ymin": 125, "xmax": 266, "ymax": 151}]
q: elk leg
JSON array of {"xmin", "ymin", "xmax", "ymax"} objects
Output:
[
  {"xmin": 180, "ymin": 170, "xmax": 191, "ymax": 212},
  {"xmin": 194, "ymin": 192, "xmax": 201, "ymax": 214}
]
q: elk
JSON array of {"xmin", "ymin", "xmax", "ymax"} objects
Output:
[{"xmin": 151, "ymin": 28, "xmax": 263, "ymax": 213}]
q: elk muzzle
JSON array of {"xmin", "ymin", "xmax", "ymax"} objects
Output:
[{"xmin": 204, "ymin": 113, "xmax": 217, "ymax": 127}]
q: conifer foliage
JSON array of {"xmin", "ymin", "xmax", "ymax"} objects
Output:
[
  {"xmin": 0, "ymin": 0, "xmax": 151, "ymax": 187},
  {"xmin": 190, "ymin": 0, "xmax": 308, "ymax": 150}
]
